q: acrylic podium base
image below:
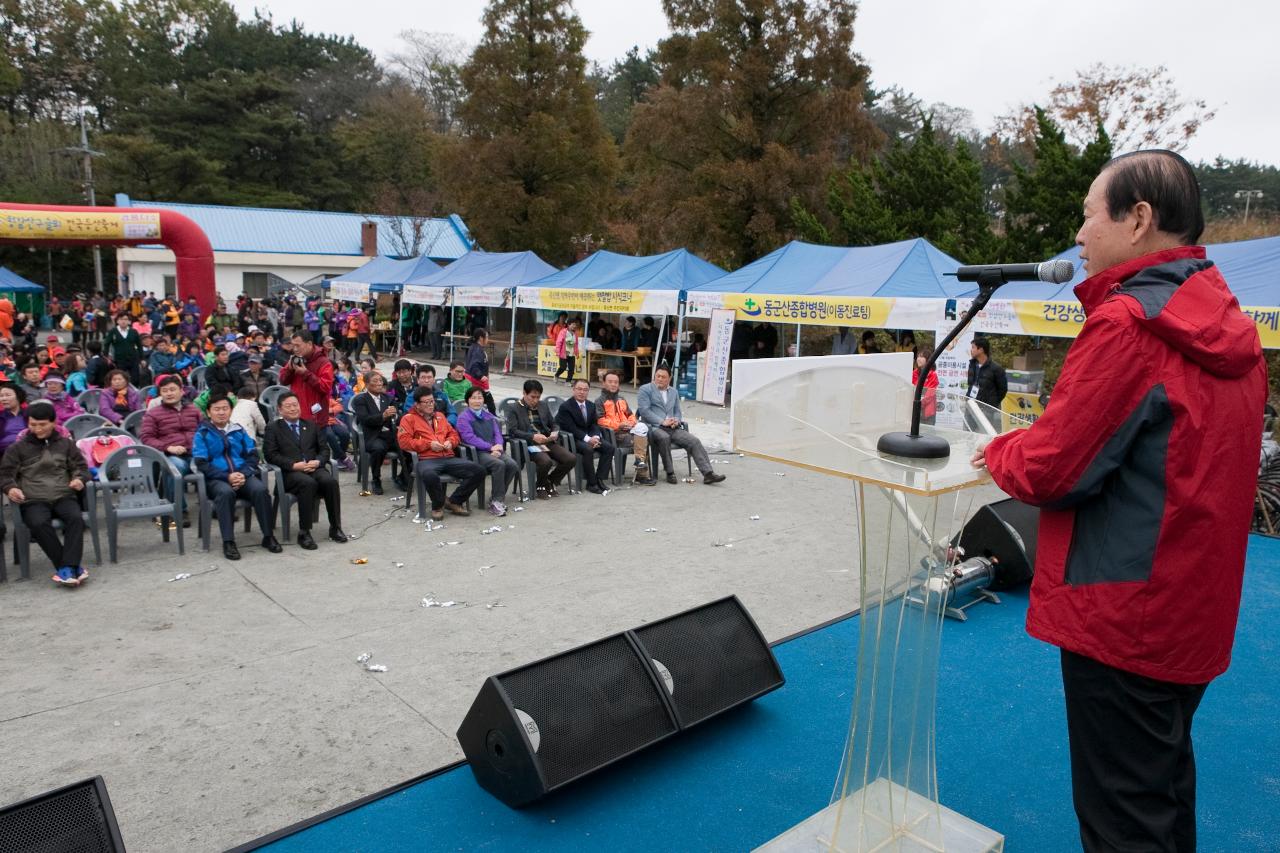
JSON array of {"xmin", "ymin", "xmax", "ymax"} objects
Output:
[{"xmin": 754, "ymin": 778, "xmax": 1004, "ymax": 853}]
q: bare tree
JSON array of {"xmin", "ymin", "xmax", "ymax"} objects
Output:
[
  {"xmin": 367, "ymin": 185, "xmax": 447, "ymax": 259},
  {"xmin": 389, "ymin": 31, "xmax": 469, "ymax": 135},
  {"xmin": 995, "ymin": 63, "xmax": 1216, "ymax": 153}
]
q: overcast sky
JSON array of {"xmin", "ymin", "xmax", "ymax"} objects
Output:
[{"xmin": 231, "ymin": 0, "xmax": 1275, "ymax": 165}]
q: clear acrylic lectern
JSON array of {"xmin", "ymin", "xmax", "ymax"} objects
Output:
[{"xmin": 732, "ymin": 355, "xmax": 1008, "ymax": 853}]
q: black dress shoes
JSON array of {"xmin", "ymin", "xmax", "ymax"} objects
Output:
[
  {"xmin": 262, "ymin": 535, "xmax": 283, "ymax": 554},
  {"xmin": 223, "ymin": 541, "xmax": 241, "ymax": 561},
  {"xmin": 371, "ymin": 480, "xmax": 384, "ymax": 495},
  {"xmin": 328, "ymin": 527, "xmax": 349, "ymax": 543},
  {"xmin": 297, "ymin": 531, "xmax": 318, "ymax": 550}
]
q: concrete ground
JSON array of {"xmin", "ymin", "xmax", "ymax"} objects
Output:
[{"xmin": 0, "ymin": 364, "xmax": 1006, "ymax": 852}]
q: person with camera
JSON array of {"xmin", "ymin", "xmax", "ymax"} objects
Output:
[{"xmin": 278, "ymin": 331, "xmax": 333, "ymax": 428}]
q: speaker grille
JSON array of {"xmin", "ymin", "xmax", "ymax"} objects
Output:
[
  {"xmin": 0, "ymin": 780, "xmax": 119, "ymax": 853},
  {"xmin": 497, "ymin": 634, "xmax": 676, "ymax": 789},
  {"xmin": 632, "ymin": 598, "xmax": 782, "ymax": 728}
]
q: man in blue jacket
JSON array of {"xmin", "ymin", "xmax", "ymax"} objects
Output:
[{"xmin": 194, "ymin": 391, "xmax": 281, "ymax": 560}]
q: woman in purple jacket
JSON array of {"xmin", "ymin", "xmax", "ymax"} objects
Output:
[
  {"xmin": 0, "ymin": 383, "xmax": 27, "ymax": 456},
  {"xmin": 98, "ymin": 369, "xmax": 144, "ymax": 425},
  {"xmin": 455, "ymin": 386, "xmax": 519, "ymax": 517}
]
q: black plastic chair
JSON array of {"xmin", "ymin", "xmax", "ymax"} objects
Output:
[
  {"xmin": 265, "ymin": 461, "xmax": 335, "ymax": 541},
  {"xmin": 403, "ymin": 447, "xmax": 485, "ymax": 520},
  {"xmin": 8, "ymin": 491, "xmax": 102, "ymax": 578},
  {"xmin": 122, "ymin": 410, "xmax": 146, "ymax": 438}
]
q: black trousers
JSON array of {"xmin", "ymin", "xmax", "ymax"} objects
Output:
[
  {"xmin": 575, "ymin": 436, "xmax": 615, "ymax": 486},
  {"xmin": 21, "ymin": 496, "xmax": 84, "ymax": 569},
  {"xmin": 1061, "ymin": 650, "xmax": 1208, "ymax": 853},
  {"xmin": 283, "ymin": 468, "xmax": 340, "ymax": 531},
  {"xmin": 414, "ymin": 456, "xmax": 484, "ymax": 509},
  {"xmin": 531, "ymin": 442, "xmax": 575, "ymax": 488},
  {"xmin": 365, "ymin": 431, "xmax": 400, "ymax": 484}
]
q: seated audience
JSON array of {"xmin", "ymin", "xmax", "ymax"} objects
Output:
[
  {"xmin": 442, "ymin": 361, "xmax": 473, "ymax": 408},
  {"xmin": 193, "ymin": 391, "xmax": 280, "ymax": 561},
  {"xmin": 388, "ymin": 359, "xmax": 417, "ymax": 414},
  {"xmin": 140, "ymin": 375, "xmax": 202, "ymax": 524},
  {"xmin": 596, "ymin": 370, "xmax": 652, "ymax": 484},
  {"xmin": 456, "ymin": 386, "xmax": 518, "ymax": 516},
  {"xmin": 240, "ymin": 353, "xmax": 275, "ymax": 398},
  {"xmin": 352, "ymin": 371, "xmax": 404, "ymax": 495},
  {"xmin": 17, "ymin": 362, "xmax": 43, "ymax": 401},
  {"xmin": 98, "ymin": 370, "xmax": 143, "ymax": 425},
  {"xmin": 637, "ymin": 365, "xmax": 725, "ymax": 485},
  {"xmin": 0, "ymin": 400, "xmax": 89, "ymax": 585},
  {"xmin": 149, "ymin": 337, "xmax": 177, "ymax": 376},
  {"xmin": 554, "ymin": 378, "xmax": 613, "ymax": 494},
  {"xmin": 41, "ymin": 373, "xmax": 83, "ymax": 424},
  {"xmin": 231, "ymin": 386, "xmax": 266, "ymax": 447},
  {"xmin": 263, "ymin": 391, "xmax": 347, "ymax": 549},
  {"xmin": 0, "ymin": 383, "xmax": 27, "ymax": 455},
  {"xmin": 398, "ymin": 388, "xmax": 484, "ymax": 521},
  {"xmin": 504, "ymin": 379, "xmax": 575, "ymax": 499},
  {"xmin": 207, "ymin": 345, "xmax": 243, "ymax": 391},
  {"xmin": 413, "ymin": 363, "xmax": 455, "ymax": 424}
]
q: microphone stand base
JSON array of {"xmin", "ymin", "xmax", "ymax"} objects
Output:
[{"xmin": 877, "ymin": 431, "xmax": 951, "ymax": 459}]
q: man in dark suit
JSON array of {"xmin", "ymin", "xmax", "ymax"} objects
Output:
[
  {"xmin": 555, "ymin": 378, "xmax": 614, "ymax": 494},
  {"xmin": 352, "ymin": 372, "xmax": 406, "ymax": 494},
  {"xmin": 503, "ymin": 379, "xmax": 576, "ymax": 499},
  {"xmin": 264, "ymin": 391, "xmax": 347, "ymax": 549}
]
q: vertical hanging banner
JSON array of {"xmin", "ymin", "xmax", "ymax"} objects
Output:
[
  {"xmin": 932, "ymin": 321, "xmax": 974, "ymax": 430},
  {"xmin": 700, "ymin": 308, "xmax": 736, "ymax": 405}
]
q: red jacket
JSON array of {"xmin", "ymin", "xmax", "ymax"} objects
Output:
[
  {"xmin": 279, "ymin": 347, "xmax": 334, "ymax": 426},
  {"xmin": 398, "ymin": 408, "xmax": 460, "ymax": 459},
  {"xmin": 985, "ymin": 246, "xmax": 1265, "ymax": 684}
]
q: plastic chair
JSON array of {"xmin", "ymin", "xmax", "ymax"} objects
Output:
[
  {"xmin": 65, "ymin": 413, "xmax": 111, "ymax": 441},
  {"xmin": 95, "ymin": 445, "xmax": 185, "ymax": 562},
  {"xmin": 647, "ymin": 432, "xmax": 694, "ymax": 479},
  {"xmin": 266, "ymin": 461, "xmax": 333, "ymax": 541},
  {"xmin": 498, "ymin": 400, "xmax": 539, "ymax": 500},
  {"xmin": 86, "ymin": 426, "xmax": 133, "ymax": 440},
  {"xmin": 77, "ymin": 389, "xmax": 100, "ymax": 415},
  {"xmin": 122, "ymin": 410, "xmax": 146, "ymax": 438},
  {"xmin": 189, "ymin": 366, "xmax": 208, "ymax": 390},
  {"xmin": 350, "ymin": 398, "xmax": 404, "ymax": 493},
  {"xmin": 196, "ymin": 469, "xmax": 266, "ymax": 552},
  {"xmin": 0, "ymin": 502, "xmax": 8, "ymax": 583},
  {"xmin": 260, "ymin": 385, "xmax": 291, "ymax": 416},
  {"xmin": 9, "ymin": 490, "xmax": 102, "ymax": 578}
]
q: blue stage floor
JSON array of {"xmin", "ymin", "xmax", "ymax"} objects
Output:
[{"xmin": 252, "ymin": 536, "xmax": 1280, "ymax": 852}]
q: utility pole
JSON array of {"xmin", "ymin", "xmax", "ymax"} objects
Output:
[
  {"xmin": 60, "ymin": 110, "xmax": 106, "ymax": 293},
  {"xmin": 1235, "ymin": 189, "xmax": 1264, "ymax": 225}
]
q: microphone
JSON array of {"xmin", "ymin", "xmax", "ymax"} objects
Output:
[{"xmin": 954, "ymin": 260, "xmax": 1075, "ymax": 284}]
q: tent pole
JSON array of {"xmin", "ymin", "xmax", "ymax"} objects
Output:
[
  {"xmin": 673, "ymin": 294, "xmax": 687, "ymax": 381},
  {"xmin": 795, "ymin": 323, "xmax": 801, "ymax": 357},
  {"xmin": 449, "ymin": 287, "xmax": 456, "ymax": 363},
  {"xmin": 396, "ymin": 294, "xmax": 405, "ymax": 356},
  {"xmin": 506, "ymin": 288, "xmax": 517, "ymax": 374},
  {"xmin": 655, "ymin": 313, "xmax": 668, "ymax": 382}
]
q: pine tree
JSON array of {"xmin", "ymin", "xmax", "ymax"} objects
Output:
[
  {"xmin": 1002, "ymin": 109, "xmax": 1112, "ymax": 259},
  {"xmin": 441, "ymin": 0, "xmax": 617, "ymax": 264}
]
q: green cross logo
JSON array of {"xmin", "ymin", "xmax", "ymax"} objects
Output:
[{"xmin": 744, "ymin": 298, "xmax": 757, "ymax": 310}]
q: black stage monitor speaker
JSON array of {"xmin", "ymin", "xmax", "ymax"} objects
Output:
[
  {"xmin": 955, "ymin": 497, "xmax": 1039, "ymax": 589},
  {"xmin": 458, "ymin": 596, "xmax": 784, "ymax": 807},
  {"xmin": 0, "ymin": 776, "xmax": 126, "ymax": 853}
]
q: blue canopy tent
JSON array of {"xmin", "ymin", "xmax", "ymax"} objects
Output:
[
  {"xmin": 401, "ymin": 250, "xmax": 558, "ymax": 364},
  {"xmin": 683, "ymin": 239, "xmax": 970, "ymax": 363},
  {"xmin": 520, "ymin": 249, "xmax": 726, "ymax": 379},
  {"xmin": 0, "ymin": 266, "xmax": 46, "ymax": 317},
  {"xmin": 989, "ymin": 236, "xmax": 1280, "ymax": 305}
]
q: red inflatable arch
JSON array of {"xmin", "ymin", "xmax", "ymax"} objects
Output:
[{"xmin": 0, "ymin": 202, "xmax": 217, "ymax": 318}]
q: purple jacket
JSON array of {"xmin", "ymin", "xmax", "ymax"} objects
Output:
[
  {"xmin": 44, "ymin": 392, "xmax": 84, "ymax": 425},
  {"xmin": 140, "ymin": 400, "xmax": 202, "ymax": 453},
  {"xmin": 98, "ymin": 387, "xmax": 143, "ymax": 425},
  {"xmin": 456, "ymin": 407, "xmax": 503, "ymax": 452},
  {"xmin": 0, "ymin": 408, "xmax": 27, "ymax": 455}
]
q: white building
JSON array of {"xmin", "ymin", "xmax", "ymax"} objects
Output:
[{"xmin": 113, "ymin": 194, "xmax": 474, "ymax": 303}]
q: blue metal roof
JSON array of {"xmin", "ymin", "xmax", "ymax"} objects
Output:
[
  {"xmin": 687, "ymin": 239, "xmax": 972, "ymax": 298},
  {"xmin": 115, "ymin": 195, "xmax": 473, "ymax": 260}
]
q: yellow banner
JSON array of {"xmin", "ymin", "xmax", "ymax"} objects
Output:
[
  {"xmin": 536, "ymin": 344, "xmax": 587, "ymax": 380},
  {"xmin": 519, "ymin": 288, "xmax": 678, "ymax": 314},
  {"xmin": 0, "ymin": 209, "xmax": 161, "ymax": 241},
  {"xmin": 720, "ymin": 294, "xmax": 896, "ymax": 327},
  {"xmin": 1006, "ymin": 300, "xmax": 1280, "ymax": 348}
]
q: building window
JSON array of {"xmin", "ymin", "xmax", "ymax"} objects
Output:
[
  {"xmin": 242, "ymin": 272, "xmax": 269, "ymax": 299},
  {"xmin": 162, "ymin": 275, "xmax": 177, "ymax": 298}
]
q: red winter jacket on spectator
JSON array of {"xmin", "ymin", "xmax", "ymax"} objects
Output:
[
  {"xmin": 984, "ymin": 247, "xmax": 1265, "ymax": 684},
  {"xmin": 140, "ymin": 399, "xmax": 202, "ymax": 453},
  {"xmin": 279, "ymin": 346, "xmax": 334, "ymax": 426}
]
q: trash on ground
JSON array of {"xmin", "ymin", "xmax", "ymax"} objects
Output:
[
  {"xmin": 356, "ymin": 652, "xmax": 372, "ymax": 664},
  {"xmin": 481, "ymin": 525, "xmax": 504, "ymax": 535},
  {"xmin": 644, "ymin": 527, "xmax": 658, "ymax": 533},
  {"xmin": 168, "ymin": 573, "xmax": 192, "ymax": 582},
  {"xmin": 392, "ymin": 561, "xmax": 404, "ymax": 568},
  {"xmin": 749, "ymin": 515, "xmax": 761, "ymax": 521},
  {"xmin": 359, "ymin": 490, "xmax": 372, "ymax": 497},
  {"xmin": 513, "ymin": 506, "xmax": 525, "ymax": 512},
  {"xmin": 775, "ymin": 472, "xmax": 787, "ymax": 477},
  {"xmin": 365, "ymin": 664, "xmax": 388, "ymax": 673},
  {"xmin": 350, "ymin": 557, "xmax": 368, "ymax": 565},
  {"xmin": 486, "ymin": 600, "xmax": 506, "ymax": 609},
  {"xmin": 389, "ymin": 496, "xmax": 404, "ymax": 502},
  {"xmin": 478, "ymin": 565, "xmax": 493, "ymax": 576}
]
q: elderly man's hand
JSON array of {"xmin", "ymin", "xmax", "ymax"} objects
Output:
[{"xmin": 970, "ymin": 439, "xmax": 991, "ymax": 470}]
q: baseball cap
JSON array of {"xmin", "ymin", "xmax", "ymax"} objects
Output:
[
  {"xmin": 46, "ymin": 334, "xmax": 59, "ymax": 343},
  {"xmin": 248, "ymin": 353, "xmax": 263, "ymax": 364}
]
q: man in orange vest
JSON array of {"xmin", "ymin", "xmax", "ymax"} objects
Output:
[
  {"xmin": 397, "ymin": 388, "xmax": 484, "ymax": 521},
  {"xmin": 595, "ymin": 369, "xmax": 653, "ymax": 485}
]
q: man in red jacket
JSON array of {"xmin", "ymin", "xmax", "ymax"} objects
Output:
[
  {"xmin": 974, "ymin": 150, "xmax": 1266, "ymax": 852},
  {"xmin": 279, "ymin": 331, "xmax": 333, "ymax": 426}
]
